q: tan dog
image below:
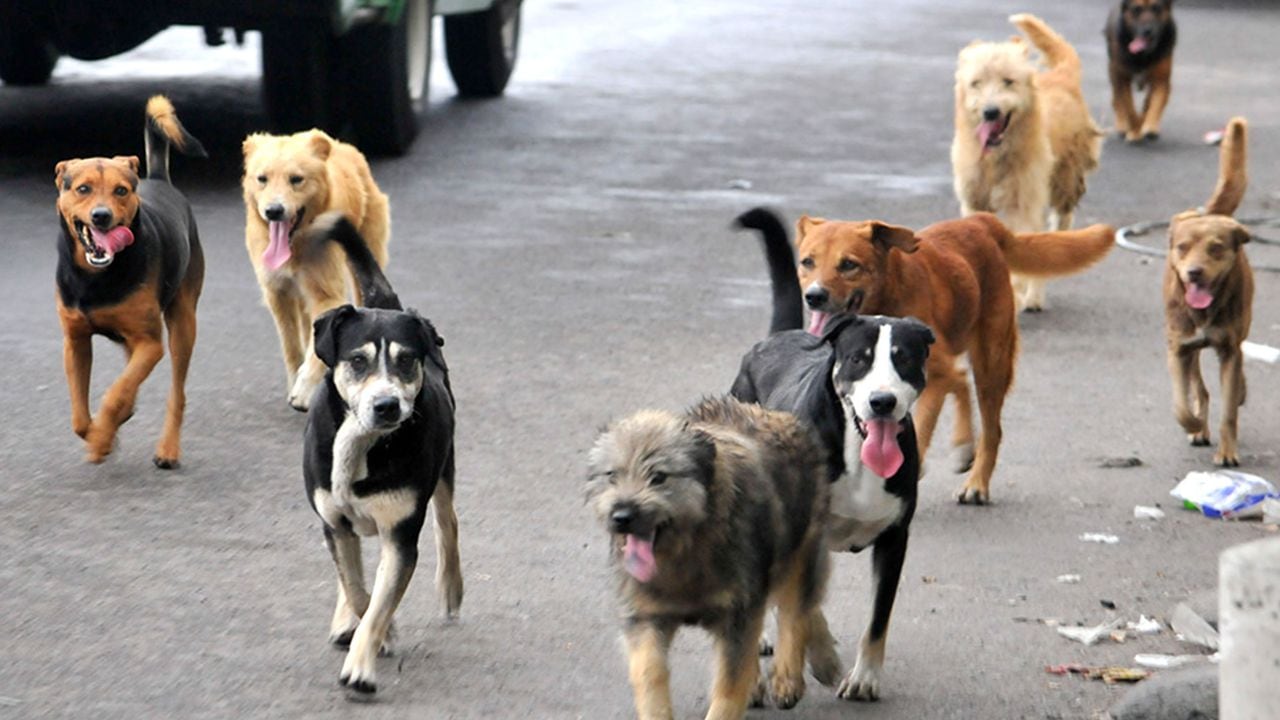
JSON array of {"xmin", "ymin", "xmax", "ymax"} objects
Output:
[
  {"xmin": 795, "ymin": 213, "xmax": 1114, "ymax": 503},
  {"xmin": 1165, "ymin": 118, "xmax": 1253, "ymax": 466},
  {"xmin": 952, "ymin": 13, "xmax": 1103, "ymax": 311},
  {"xmin": 241, "ymin": 129, "xmax": 391, "ymax": 410}
]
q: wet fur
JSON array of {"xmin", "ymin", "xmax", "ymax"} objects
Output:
[
  {"xmin": 1105, "ymin": 0, "xmax": 1176, "ymax": 142},
  {"xmin": 241, "ymin": 129, "xmax": 391, "ymax": 411},
  {"xmin": 587, "ymin": 397, "xmax": 835, "ymax": 718},
  {"xmin": 53, "ymin": 95, "xmax": 206, "ymax": 467},
  {"xmin": 1164, "ymin": 118, "xmax": 1252, "ymax": 466},
  {"xmin": 952, "ymin": 13, "xmax": 1103, "ymax": 311}
]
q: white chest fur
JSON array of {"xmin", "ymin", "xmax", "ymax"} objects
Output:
[
  {"xmin": 312, "ymin": 415, "xmax": 414, "ymax": 537},
  {"xmin": 825, "ymin": 412, "xmax": 906, "ymax": 552}
]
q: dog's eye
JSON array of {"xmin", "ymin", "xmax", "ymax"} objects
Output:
[
  {"xmin": 348, "ymin": 355, "xmax": 369, "ymax": 372},
  {"xmin": 970, "ymin": 79, "xmax": 980, "ymax": 89},
  {"xmin": 1002, "ymin": 78, "xmax": 1014, "ymax": 88},
  {"xmin": 289, "ymin": 175, "xmax": 304, "ymax": 186},
  {"xmin": 113, "ymin": 186, "xmax": 129, "ymax": 197},
  {"xmin": 395, "ymin": 355, "xmax": 417, "ymax": 373},
  {"xmin": 837, "ymin": 259, "xmax": 860, "ymax": 273},
  {"xmin": 1208, "ymin": 243, "xmax": 1225, "ymax": 258},
  {"xmin": 650, "ymin": 472, "xmax": 667, "ymax": 486},
  {"xmin": 800, "ymin": 257, "xmax": 815, "ymax": 270},
  {"xmin": 76, "ymin": 184, "xmax": 91, "ymax": 195},
  {"xmin": 256, "ymin": 175, "xmax": 267, "ymax": 185}
]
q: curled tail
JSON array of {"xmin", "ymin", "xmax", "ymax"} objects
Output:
[
  {"xmin": 314, "ymin": 211, "xmax": 403, "ymax": 311},
  {"xmin": 734, "ymin": 207, "xmax": 804, "ymax": 334},
  {"xmin": 1205, "ymin": 117, "xmax": 1248, "ymax": 216},
  {"xmin": 144, "ymin": 95, "xmax": 206, "ymax": 182},
  {"xmin": 1010, "ymin": 13, "xmax": 1081, "ymax": 79},
  {"xmin": 999, "ymin": 223, "xmax": 1115, "ymax": 278}
]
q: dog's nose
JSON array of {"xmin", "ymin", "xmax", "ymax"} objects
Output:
[
  {"xmin": 982, "ymin": 106, "xmax": 1001, "ymax": 122},
  {"xmin": 804, "ymin": 286, "xmax": 829, "ymax": 310},
  {"xmin": 90, "ymin": 207, "xmax": 113, "ymax": 229},
  {"xmin": 1186, "ymin": 267, "xmax": 1205, "ymax": 284},
  {"xmin": 372, "ymin": 397, "xmax": 400, "ymax": 424},
  {"xmin": 609, "ymin": 506, "xmax": 635, "ymax": 534},
  {"xmin": 869, "ymin": 391, "xmax": 897, "ymax": 416},
  {"xmin": 264, "ymin": 203, "xmax": 286, "ymax": 222}
]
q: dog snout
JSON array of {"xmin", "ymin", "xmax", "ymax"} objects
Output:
[
  {"xmin": 869, "ymin": 391, "xmax": 897, "ymax": 416},
  {"xmin": 264, "ymin": 202, "xmax": 287, "ymax": 222},
  {"xmin": 372, "ymin": 396, "xmax": 400, "ymax": 424},
  {"xmin": 1185, "ymin": 267, "xmax": 1205, "ymax": 284},
  {"xmin": 90, "ymin": 206, "xmax": 114, "ymax": 229},
  {"xmin": 982, "ymin": 106, "xmax": 1001, "ymax": 122},
  {"xmin": 609, "ymin": 505, "xmax": 636, "ymax": 534},
  {"xmin": 804, "ymin": 286, "xmax": 830, "ymax": 310}
]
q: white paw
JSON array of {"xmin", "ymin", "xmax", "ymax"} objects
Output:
[
  {"xmin": 837, "ymin": 659, "xmax": 882, "ymax": 702},
  {"xmin": 339, "ymin": 646, "xmax": 378, "ymax": 695},
  {"xmin": 288, "ymin": 372, "xmax": 320, "ymax": 411}
]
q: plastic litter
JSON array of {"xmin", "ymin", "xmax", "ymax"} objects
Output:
[
  {"xmin": 1170, "ymin": 603, "xmax": 1220, "ymax": 651},
  {"xmin": 1203, "ymin": 129, "xmax": 1225, "ymax": 145},
  {"xmin": 1170, "ymin": 470, "xmax": 1280, "ymax": 519},
  {"xmin": 726, "ymin": 178, "xmax": 753, "ymax": 190},
  {"xmin": 1045, "ymin": 664, "xmax": 1149, "ymax": 684},
  {"xmin": 1133, "ymin": 505, "xmax": 1165, "ymax": 520},
  {"xmin": 1241, "ymin": 341, "xmax": 1280, "ymax": 364},
  {"xmin": 1079, "ymin": 533, "xmax": 1120, "ymax": 544},
  {"xmin": 1056, "ymin": 574, "xmax": 1081, "ymax": 584},
  {"xmin": 1263, "ymin": 497, "xmax": 1280, "ymax": 525},
  {"xmin": 1126, "ymin": 615, "xmax": 1162, "ymax": 635},
  {"xmin": 1057, "ymin": 618, "xmax": 1123, "ymax": 645},
  {"xmin": 1134, "ymin": 653, "xmax": 1208, "ymax": 669}
]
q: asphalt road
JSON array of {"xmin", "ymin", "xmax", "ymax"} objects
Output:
[{"xmin": 2, "ymin": 1, "xmax": 1279, "ymax": 718}]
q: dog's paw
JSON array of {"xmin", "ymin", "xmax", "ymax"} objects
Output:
[
  {"xmin": 288, "ymin": 373, "xmax": 321, "ymax": 412},
  {"xmin": 152, "ymin": 455, "xmax": 180, "ymax": 470},
  {"xmin": 84, "ymin": 426, "xmax": 118, "ymax": 464},
  {"xmin": 1189, "ymin": 432, "xmax": 1211, "ymax": 447},
  {"xmin": 329, "ymin": 627, "xmax": 356, "ymax": 648},
  {"xmin": 750, "ymin": 669, "xmax": 769, "ymax": 708},
  {"xmin": 806, "ymin": 642, "xmax": 843, "ymax": 688},
  {"xmin": 950, "ymin": 442, "xmax": 976, "ymax": 474},
  {"xmin": 1125, "ymin": 130, "xmax": 1145, "ymax": 144},
  {"xmin": 1021, "ymin": 304, "xmax": 1043, "ymax": 313},
  {"xmin": 339, "ymin": 653, "xmax": 377, "ymax": 696},
  {"xmin": 1214, "ymin": 450, "xmax": 1240, "ymax": 468},
  {"xmin": 1142, "ymin": 129, "xmax": 1161, "ymax": 142},
  {"xmin": 836, "ymin": 660, "xmax": 882, "ymax": 702},
  {"xmin": 954, "ymin": 484, "xmax": 988, "ymax": 505},
  {"xmin": 770, "ymin": 668, "xmax": 806, "ymax": 709}
]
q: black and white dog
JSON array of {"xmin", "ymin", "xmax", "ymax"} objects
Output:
[
  {"xmin": 730, "ymin": 208, "xmax": 933, "ymax": 702},
  {"xmin": 303, "ymin": 212, "xmax": 463, "ymax": 696}
]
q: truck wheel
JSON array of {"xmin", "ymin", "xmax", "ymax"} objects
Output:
[
  {"xmin": 261, "ymin": 21, "xmax": 342, "ymax": 135},
  {"xmin": 0, "ymin": 23, "xmax": 57, "ymax": 85},
  {"xmin": 444, "ymin": 0, "xmax": 520, "ymax": 98},
  {"xmin": 344, "ymin": 0, "xmax": 433, "ymax": 156}
]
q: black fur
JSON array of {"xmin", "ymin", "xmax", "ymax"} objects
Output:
[
  {"xmin": 734, "ymin": 207, "xmax": 803, "ymax": 334},
  {"xmin": 1106, "ymin": 0, "xmax": 1176, "ymax": 74}
]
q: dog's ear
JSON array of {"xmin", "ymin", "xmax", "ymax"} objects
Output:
[
  {"xmin": 54, "ymin": 160, "xmax": 75, "ymax": 190},
  {"xmin": 308, "ymin": 131, "xmax": 333, "ymax": 161},
  {"xmin": 687, "ymin": 428, "xmax": 717, "ymax": 484},
  {"xmin": 820, "ymin": 313, "xmax": 861, "ymax": 345},
  {"xmin": 411, "ymin": 312, "xmax": 449, "ymax": 373},
  {"xmin": 902, "ymin": 316, "xmax": 936, "ymax": 346},
  {"xmin": 1229, "ymin": 223, "xmax": 1251, "ymax": 248},
  {"xmin": 111, "ymin": 155, "xmax": 140, "ymax": 175},
  {"xmin": 312, "ymin": 305, "xmax": 358, "ymax": 368},
  {"xmin": 796, "ymin": 215, "xmax": 826, "ymax": 244},
  {"xmin": 871, "ymin": 222, "xmax": 918, "ymax": 254},
  {"xmin": 242, "ymin": 133, "xmax": 265, "ymax": 158}
]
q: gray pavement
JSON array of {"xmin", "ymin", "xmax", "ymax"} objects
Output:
[{"xmin": 2, "ymin": 1, "xmax": 1279, "ymax": 718}]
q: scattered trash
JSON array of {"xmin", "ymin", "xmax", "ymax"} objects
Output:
[
  {"xmin": 1264, "ymin": 498, "xmax": 1280, "ymax": 525},
  {"xmin": 1134, "ymin": 653, "xmax": 1209, "ymax": 669},
  {"xmin": 1242, "ymin": 340, "xmax": 1280, "ymax": 364},
  {"xmin": 1100, "ymin": 456, "xmax": 1144, "ymax": 469},
  {"xmin": 1079, "ymin": 533, "xmax": 1120, "ymax": 544},
  {"xmin": 1133, "ymin": 505, "xmax": 1165, "ymax": 520},
  {"xmin": 1203, "ymin": 129, "xmax": 1224, "ymax": 146},
  {"xmin": 1101, "ymin": 599, "xmax": 1117, "ymax": 610},
  {"xmin": 1014, "ymin": 616, "xmax": 1063, "ymax": 627},
  {"xmin": 1170, "ymin": 603, "xmax": 1220, "ymax": 651},
  {"xmin": 1046, "ymin": 663, "xmax": 1150, "ymax": 684},
  {"xmin": 1126, "ymin": 615, "xmax": 1162, "ymax": 635},
  {"xmin": 1056, "ymin": 574, "xmax": 1082, "ymax": 584},
  {"xmin": 921, "ymin": 575, "xmax": 937, "ymax": 584},
  {"xmin": 1170, "ymin": 470, "xmax": 1280, "ymax": 519},
  {"xmin": 726, "ymin": 178, "xmax": 753, "ymax": 190},
  {"xmin": 1057, "ymin": 618, "xmax": 1124, "ymax": 645}
]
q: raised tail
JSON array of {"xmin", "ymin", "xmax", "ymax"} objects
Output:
[
  {"xmin": 734, "ymin": 207, "xmax": 804, "ymax": 334},
  {"xmin": 1010, "ymin": 13, "xmax": 1081, "ymax": 78},
  {"xmin": 998, "ymin": 223, "xmax": 1116, "ymax": 278},
  {"xmin": 314, "ymin": 212, "xmax": 403, "ymax": 311},
  {"xmin": 144, "ymin": 95, "xmax": 206, "ymax": 182},
  {"xmin": 1205, "ymin": 117, "xmax": 1248, "ymax": 216}
]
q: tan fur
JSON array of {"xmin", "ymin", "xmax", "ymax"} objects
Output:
[
  {"xmin": 241, "ymin": 129, "xmax": 391, "ymax": 410},
  {"xmin": 796, "ymin": 212, "xmax": 1113, "ymax": 502},
  {"xmin": 145, "ymin": 96, "xmax": 189, "ymax": 152},
  {"xmin": 952, "ymin": 14, "xmax": 1103, "ymax": 311},
  {"xmin": 1164, "ymin": 118, "xmax": 1253, "ymax": 466}
]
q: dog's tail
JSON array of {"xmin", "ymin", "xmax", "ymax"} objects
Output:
[
  {"xmin": 314, "ymin": 211, "xmax": 403, "ymax": 311},
  {"xmin": 144, "ymin": 95, "xmax": 207, "ymax": 183},
  {"xmin": 1010, "ymin": 13, "xmax": 1081, "ymax": 79},
  {"xmin": 997, "ymin": 221, "xmax": 1116, "ymax": 278},
  {"xmin": 734, "ymin": 207, "xmax": 804, "ymax": 334},
  {"xmin": 1205, "ymin": 117, "xmax": 1248, "ymax": 216}
]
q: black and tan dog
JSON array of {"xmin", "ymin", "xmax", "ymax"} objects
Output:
[
  {"xmin": 1105, "ymin": 0, "xmax": 1176, "ymax": 142},
  {"xmin": 732, "ymin": 209, "xmax": 935, "ymax": 702},
  {"xmin": 587, "ymin": 396, "xmax": 837, "ymax": 719},
  {"xmin": 303, "ymin": 213, "xmax": 462, "ymax": 696},
  {"xmin": 54, "ymin": 96, "xmax": 206, "ymax": 467},
  {"xmin": 1165, "ymin": 118, "xmax": 1252, "ymax": 466}
]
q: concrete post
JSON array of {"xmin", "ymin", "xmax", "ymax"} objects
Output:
[{"xmin": 1219, "ymin": 536, "xmax": 1280, "ymax": 720}]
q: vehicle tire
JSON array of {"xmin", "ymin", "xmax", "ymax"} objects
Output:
[
  {"xmin": 444, "ymin": 0, "xmax": 520, "ymax": 98},
  {"xmin": 261, "ymin": 20, "xmax": 343, "ymax": 135},
  {"xmin": 343, "ymin": 0, "xmax": 433, "ymax": 156},
  {"xmin": 0, "ymin": 19, "xmax": 57, "ymax": 85}
]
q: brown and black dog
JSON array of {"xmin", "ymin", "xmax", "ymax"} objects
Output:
[
  {"xmin": 1105, "ymin": 0, "xmax": 1176, "ymax": 142},
  {"xmin": 784, "ymin": 212, "xmax": 1114, "ymax": 503},
  {"xmin": 54, "ymin": 96, "xmax": 206, "ymax": 467},
  {"xmin": 1165, "ymin": 117, "xmax": 1252, "ymax": 466}
]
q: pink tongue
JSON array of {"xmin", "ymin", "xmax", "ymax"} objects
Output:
[
  {"xmin": 262, "ymin": 220, "xmax": 292, "ymax": 271},
  {"xmin": 977, "ymin": 120, "xmax": 1000, "ymax": 151},
  {"xmin": 808, "ymin": 310, "xmax": 830, "ymax": 336},
  {"xmin": 1128, "ymin": 37, "xmax": 1149, "ymax": 54},
  {"xmin": 1185, "ymin": 283, "xmax": 1214, "ymax": 310},
  {"xmin": 89, "ymin": 226, "xmax": 134, "ymax": 254},
  {"xmin": 860, "ymin": 418, "xmax": 904, "ymax": 478},
  {"xmin": 623, "ymin": 534, "xmax": 657, "ymax": 583}
]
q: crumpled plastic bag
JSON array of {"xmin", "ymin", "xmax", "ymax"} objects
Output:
[{"xmin": 1170, "ymin": 470, "xmax": 1279, "ymax": 519}]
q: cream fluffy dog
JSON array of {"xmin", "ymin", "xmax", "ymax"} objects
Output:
[
  {"xmin": 951, "ymin": 13, "xmax": 1103, "ymax": 311},
  {"xmin": 242, "ymin": 129, "xmax": 390, "ymax": 410}
]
